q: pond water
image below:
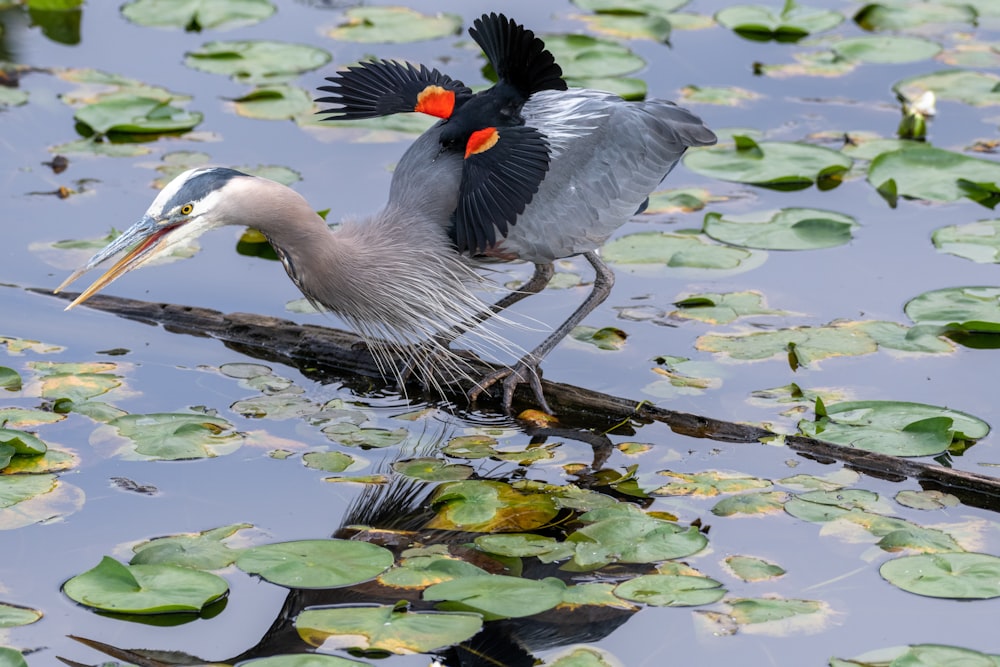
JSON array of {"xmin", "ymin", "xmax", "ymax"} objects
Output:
[{"xmin": 2, "ymin": 0, "xmax": 1000, "ymax": 666}]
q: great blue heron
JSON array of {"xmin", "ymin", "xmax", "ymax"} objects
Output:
[{"xmin": 55, "ymin": 13, "xmax": 716, "ymax": 413}]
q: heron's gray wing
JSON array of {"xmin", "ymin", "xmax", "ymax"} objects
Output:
[
  {"xmin": 469, "ymin": 12, "xmax": 566, "ymax": 97},
  {"xmin": 451, "ymin": 125, "xmax": 550, "ymax": 255},
  {"xmin": 316, "ymin": 60, "xmax": 472, "ymax": 120}
]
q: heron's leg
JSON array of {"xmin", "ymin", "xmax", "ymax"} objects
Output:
[{"xmin": 471, "ymin": 251, "xmax": 615, "ymax": 413}]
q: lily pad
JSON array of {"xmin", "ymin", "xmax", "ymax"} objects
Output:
[
  {"xmin": 724, "ymin": 556, "xmax": 786, "ymax": 582},
  {"xmin": 296, "ymin": 605, "xmax": 482, "ymax": 654},
  {"xmin": 0, "ymin": 602, "xmax": 42, "ymax": 628},
  {"xmin": 236, "ymin": 539, "xmax": 394, "ymax": 588},
  {"xmin": 644, "ymin": 356, "xmax": 722, "ymax": 399},
  {"xmin": 428, "ymin": 480, "xmax": 558, "ymax": 532},
  {"xmin": 684, "ymin": 136, "xmax": 852, "ymax": 190},
  {"xmin": 614, "ymin": 574, "xmax": 726, "ymax": 606},
  {"xmin": 131, "ymin": 523, "xmax": 253, "ymax": 569},
  {"xmin": 868, "ymin": 145, "xmax": 1000, "ymax": 206},
  {"xmin": 565, "ymin": 514, "xmax": 708, "ymax": 569},
  {"xmin": 392, "ymin": 457, "xmax": 473, "ymax": 481},
  {"xmin": 679, "ymin": 85, "xmax": 761, "ymax": 106},
  {"xmin": 185, "ymin": 41, "xmax": 330, "ymax": 84},
  {"xmin": 121, "ymin": 0, "xmax": 276, "ymax": 31},
  {"xmin": 933, "ymin": 220, "xmax": 1000, "ymax": 263},
  {"xmin": 704, "ymin": 207, "xmax": 857, "ymax": 250},
  {"xmin": 716, "ymin": 0, "xmax": 843, "ymax": 42},
  {"xmin": 0, "ymin": 475, "xmax": 84, "ymax": 530},
  {"xmin": 542, "ymin": 33, "xmax": 646, "ymax": 94},
  {"xmin": 302, "ymin": 451, "xmax": 354, "ymax": 473},
  {"xmin": 725, "ymin": 597, "xmax": 825, "ymax": 625},
  {"xmin": 756, "ymin": 49, "xmax": 856, "ymax": 78},
  {"xmin": 103, "ymin": 413, "xmax": 242, "ymax": 460},
  {"xmin": 378, "ymin": 555, "xmax": 488, "ymax": 588},
  {"xmin": 424, "ymin": 574, "xmax": 565, "ymax": 618},
  {"xmin": 798, "ymin": 400, "xmax": 988, "ymax": 457},
  {"xmin": 880, "ymin": 552, "xmax": 1000, "ymax": 599},
  {"xmin": 832, "ymin": 644, "xmax": 1000, "ymax": 667},
  {"xmin": 0, "ymin": 648, "xmax": 27, "ymax": 667},
  {"xmin": 241, "ymin": 656, "xmax": 367, "ymax": 667},
  {"xmin": 570, "ymin": 326, "xmax": 627, "ymax": 350},
  {"xmin": 893, "ymin": 69, "xmax": 1000, "ymax": 107},
  {"xmin": 905, "ymin": 286, "xmax": 1000, "ymax": 331},
  {"xmin": 231, "ymin": 85, "xmax": 313, "ymax": 120},
  {"xmin": 74, "ymin": 96, "xmax": 202, "ymax": 135},
  {"xmin": 327, "ymin": 7, "xmax": 462, "ymax": 43},
  {"xmin": 572, "ymin": 0, "xmax": 688, "ymax": 11},
  {"xmin": 895, "ymin": 489, "xmax": 959, "ymax": 511},
  {"xmin": 0, "ymin": 429, "xmax": 47, "ymax": 456},
  {"xmin": 670, "ymin": 291, "xmax": 788, "ymax": 324},
  {"xmin": 711, "ymin": 491, "xmax": 789, "ymax": 516},
  {"xmin": 855, "ymin": 2, "xmax": 977, "ymax": 31},
  {"xmin": 604, "ymin": 231, "xmax": 759, "ymax": 271},
  {"xmin": 831, "ymin": 35, "xmax": 941, "ymax": 64},
  {"xmin": 63, "ymin": 556, "xmax": 228, "ymax": 614},
  {"xmin": 575, "ymin": 13, "xmax": 671, "ymax": 42},
  {"xmin": 653, "ymin": 470, "xmax": 771, "ymax": 497},
  {"xmin": 0, "ymin": 87, "xmax": 28, "ymax": 106}
]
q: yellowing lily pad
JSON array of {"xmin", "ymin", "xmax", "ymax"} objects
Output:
[
  {"xmin": 711, "ymin": 491, "xmax": 789, "ymax": 516},
  {"xmin": 653, "ymin": 469, "xmax": 771, "ymax": 497},
  {"xmin": 99, "ymin": 413, "xmax": 241, "ymax": 460},
  {"xmin": 0, "ymin": 474, "xmax": 85, "ymax": 530},
  {"xmin": 428, "ymin": 480, "xmax": 558, "ymax": 532},
  {"xmin": 377, "ymin": 555, "xmax": 488, "ymax": 588},
  {"xmin": 296, "ymin": 605, "xmax": 482, "ymax": 654},
  {"xmin": 121, "ymin": 0, "xmax": 276, "ymax": 31},
  {"xmin": 0, "ymin": 601, "xmax": 42, "ymax": 628},
  {"xmin": 680, "ymin": 85, "xmax": 761, "ymax": 106},
  {"xmin": 236, "ymin": 539, "xmax": 394, "ymax": 588},
  {"xmin": 392, "ymin": 457, "xmax": 473, "ymax": 481},
  {"xmin": 62, "ymin": 556, "xmax": 228, "ymax": 614},
  {"xmin": 327, "ymin": 7, "xmax": 462, "ymax": 43},
  {"xmin": 703, "ymin": 207, "xmax": 857, "ymax": 250},
  {"xmin": 302, "ymin": 451, "xmax": 354, "ymax": 473},
  {"xmin": 684, "ymin": 136, "xmax": 852, "ymax": 190},
  {"xmin": 570, "ymin": 326, "xmax": 627, "ymax": 350},
  {"xmin": 575, "ymin": 13, "xmax": 671, "ymax": 42},
  {"xmin": 880, "ymin": 553, "xmax": 1000, "ymax": 599}
]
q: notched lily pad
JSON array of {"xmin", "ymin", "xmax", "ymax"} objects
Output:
[
  {"xmin": 604, "ymin": 231, "xmax": 761, "ymax": 273},
  {"xmin": 670, "ymin": 291, "xmax": 787, "ymax": 324},
  {"xmin": 716, "ymin": 0, "xmax": 843, "ymax": 42},
  {"xmin": 868, "ymin": 145, "xmax": 1000, "ymax": 207},
  {"xmin": 880, "ymin": 552, "xmax": 1000, "ymax": 599},
  {"xmin": 832, "ymin": 35, "xmax": 941, "ymax": 64},
  {"xmin": 296, "ymin": 605, "xmax": 482, "ymax": 654},
  {"xmin": 327, "ymin": 7, "xmax": 462, "ymax": 43},
  {"xmin": 0, "ymin": 601, "xmax": 42, "ymax": 628},
  {"xmin": 185, "ymin": 41, "xmax": 331, "ymax": 84},
  {"xmin": 724, "ymin": 555, "xmax": 786, "ymax": 581},
  {"xmin": 894, "ymin": 69, "xmax": 1000, "ymax": 107},
  {"xmin": 121, "ymin": 0, "xmax": 276, "ymax": 31},
  {"xmin": 653, "ymin": 469, "xmax": 771, "ymax": 497},
  {"xmin": 614, "ymin": 574, "xmax": 726, "ymax": 607},
  {"xmin": 428, "ymin": 480, "xmax": 558, "ymax": 532},
  {"xmin": 98, "ymin": 413, "xmax": 242, "ymax": 460},
  {"xmin": 933, "ymin": 219, "xmax": 1000, "ymax": 263},
  {"xmin": 424, "ymin": 574, "xmax": 565, "ymax": 618},
  {"xmin": 703, "ymin": 207, "xmax": 857, "ymax": 250},
  {"xmin": 392, "ymin": 457, "xmax": 473, "ymax": 481},
  {"xmin": 74, "ymin": 96, "xmax": 202, "ymax": 136},
  {"xmin": 832, "ymin": 644, "xmax": 1000, "ymax": 666},
  {"xmin": 236, "ymin": 539, "xmax": 394, "ymax": 589},
  {"xmin": 62, "ymin": 556, "xmax": 228, "ymax": 614},
  {"xmin": 131, "ymin": 523, "xmax": 254, "ymax": 569},
  {"xmin": 684, "ymin": 136, "xmax": 851, "ymax": 190},
  {"xmin": 905, "ymin": 286, "xmax": 1000, "ymax": 334}
]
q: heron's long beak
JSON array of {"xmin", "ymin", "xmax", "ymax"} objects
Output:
[{"xmin": 54, "ymin": 215, "xmax": 180, "ymax": 310}]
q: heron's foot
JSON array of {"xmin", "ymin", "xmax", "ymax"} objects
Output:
[{"xmin": 469, "ymin": 356, "xmax": 551, "ymax": 414}]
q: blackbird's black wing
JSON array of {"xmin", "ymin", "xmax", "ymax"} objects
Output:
[
  {"xmin": 469, "ymin": 12, "xmax": 566, "ymax": 98},
  {"xmin": 316, "ymin": 59, "xmax": 472, "ymax": 120},
  {"xmin": 451, "ymin": 125, "xmax": 550, "ymax": 255}
]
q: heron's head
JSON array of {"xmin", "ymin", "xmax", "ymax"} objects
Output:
[{"xmin": 55, "ymin": 167, "xmax": 251, "ymax": 309}]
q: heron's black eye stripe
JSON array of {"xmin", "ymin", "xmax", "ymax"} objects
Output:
[{"xmin": 181, "ymin": 204, "xmax": 194, "ymax": 215}]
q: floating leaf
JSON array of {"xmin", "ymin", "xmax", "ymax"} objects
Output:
[
  {"xmin": 653, "ymin": 470, "xmax": 771, "ymax": 497},
  {"xmin": 868, "ymin": 145, "xmax": 1000, "ymax": 206},
  {"xmin": 895, "ymin": 489, "xmax": 959, "ymax": 511},
  {"xmin": 378, "ymin": 555, "xmax": 488, "ymax": 588},
  {"xmin": 756, "ymin": 49, "xmax": 857, "ymax": 78},
  {"xmin": 327, "ymin": 7, "xmax": 462, "ymax": 43},
  {"xmin": 570, "ymin": 326, "xmax": 627, "ymax": 350},
  {"xmin": 572, "ymin": 0, "xmax": 688, "ymax": 12},
  {"xmin": 680, "ymin": 85, "xmax": 761, "ymax": 106},
  {"xmin": 474, "ymin": 533, "xmax": 571, "ymax": 559},
  {"xmin": 236, "ymin": 539, "xmax": 394, "ymax": 588},
  {"xmin": 711, "ymin": 491, "xmax": 789, "ymax": 516},
  {"xmin": 322, "ymin": 423, "xmax": 407, "ymax": 449},
  {"xmin": 855, "ymin": 2, "xmax": 976, "ymax": 31},
  {"xmin": 232, "ymin": 85, "xmax": 313, "ymax": 120},
  {"xmin": 0, "ymin": 429, "xmax": 47, "ymax": 456},
  {"xmin": 74, "ymin": 96, "xmax": 202, "ymax": 135},
  {"xmin": 576, "ymin": 13, "xmax": 671, "ymax": 42},
  {"xmin": 880, "ymin": 553, "xmax": 1000, "ymax": 599},
  {"xmin": 103, "ymin": 413, "xmax": 242, "ymax": 460},
  {"xmin": 905, "ymin": 287, "xmax": 1000, "ymax": 331},
  {"xmin": 131, "ymin": 523, "xmax": 253, "ymax": 569},
  {"xmin": 893, "ymin": 69, "xmax": 1000, "ymax": 107},
  {"xmin": 671, "ymin": 291, "xmax": 787, "ymax": 324},
  {"xmin": 724, "ymin": 556, "xmax": 786, "ymax": 581},
  {"xmin": 185, "ymin": 41, "xmax": 331, "ymax": 84},
  {"xmin": 716, "ymin": 1, "xmax": 843, "ymax": 42},
  {"xmin": 121, "ymin": 0, "xmax": 276, "ymax": 31},
  {"xmin": 685, "ymin": 137, "xmax": 851, "ymax": 190},
  {"xmin": 565, "ymin": 514, "xmax": 708, "ymax": 569},
  {"xmin": 0, "ymin": 87, "xmax": 28, "ymax": 107},
  {"xmin": 704, "ymin": 207, "xmax": 857, "ymax": 250},
  {"xmin": 0, "ymin": 647, "xmax": 27, "ymax": 667},
  {"xmin": 302, "ymin": 451, "xmax": 353, "ymax": 473},
  {"xmin": 392, "ymin": 457, "xmax": 473, "ymax": 481},
  {"xmin": 643, "ymin": 187, "xmax": 722, "ymax": 213},
  {"xmin": 933, "ymin": 219, "xmax": 1000, "ymax": 263},
  {"xmin": 832, "ymin": 35, "xmax": 941, "ymax": 64},
  {"xmin": 63, "ymin": 556, "xmax": 227, "ymax": 614},
  {"xmin": 296, "ymin": 605, "xmax": 482, "ymax": 654},
  {"xmin": 644, "ymin": 356, "xmax": 722, "ymax": 399},
  {"xmin": 614, "ymin": 574, "xmax": 726, "ymax": 606},
  {"xmin": 428, "ymin": 480, "xmax": 558, "ymax": 532},
  {"xmin": 0, "ymin": 475, "xmax": 84, "ymax": 530},
  {"xmin": 424, "ymin": 575, "xmax": 565, "ymax": 618},
  {"xmin": 0, "ymin": 602, "xmax": 42, "ymax": 628},
  {"xmin": 542, "ymin": 33, "xmax": 646, "ymax": 95},
  {"xmin": 241, "ymin": 655, "xmax": 367, "ymax": 667},
  {"xmin": 697, "ymin": 324, "xmax": 878, "ymax": 364},
  {"xmin": 725, "ymin": 597, "xmax": 825, "ymax": 625},
  {"xmin": 232, "ymin": 394, "xmax": 316, "ymax": 420},
  {"xmin": 604, "ymin": 231, "xmax": 759, "ymax": 271},
  {"xmin": 832, "ymin": 644, "xmax": 1000, "ymax": 667}
]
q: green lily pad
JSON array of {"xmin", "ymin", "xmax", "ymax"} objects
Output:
[
  {"xmin": 0, "ymin": 601, "xmax": 42, "ymax": 628},
  {"xmin": 868, "ymin": 145, "xmax": 1000, "ymax": 206},
  {"xmin": 231, "ymin": 85, "xmax": 313, "ymax": 120},
  {"xmin": 680, "ymin": 85, "xmax": 761, "ymax": 106},
  {"xmin": 565, "ymin": 514, "xmax": 708, "ymax": 570},
  {"xmin": 241, "ymin": 655, "xmax": 367, "ymax": 667},
  {"xmin": 63, "ymin": 556, "xmax": 228, "ymax": 614},
  {"xmin": 377, "ymin": 555, "xmax": 488, "ymax": 588},
  {"xmin": 0, "ymin": 367, "xmax": 20, "ymax": 392},
  {"xmin": 716, "ymin": 0, "xmax": 843, "ymax": 42},
  {"xmin": 327, "ymin": 7, "xmax": 462, "ymax": 43},
  {"xmin": 685, "ymin": 136, "xmax": 851, "ymax": 190},
  {"xmin": 831, "ymin": 36, "xmax": 941, "ymax": 64},
  {"xmin": 725, "ymin": 597, "xmax": 825, "ymax": 625},
  {"xmin": 832, "ymin": 644, "xmax": 1000, "ymax": 667},
  {"xmin": 933, "ymin": 219, "xmax": 1000, "ymax": 263},
  {"xmin": 880, "ymin": 553, "xmax": 1000, "ymax": 599},
  {"xmin": 0, "ymin": 647, "xmax": 27, "ymax": 667},
  {"xmin": 895, "ymin": 490, "xmax": 959, "ymax": 511},
  {"xmin": 0, "ymin": 429, "xmax": 47, "ymax": 456},
  {"xmin": 39, "ymin": 372, "xmax": 122, "ymax": 402},
  {"xmin": 725, "ymin": 556, "xmax": 786, "ymax": 582},
  {"xmin": 893, "ymin": 69, "xmax": 1000, "ymax": 107},
  {"xmin": 428, "ymin": 480, "xmax": 558, "ymax": 532},
  {"xmin": 302, "ymin": 451, "xmax": 354, "ymax": 473},
  {"xmin": 572, "ymin": 0, "xmax": 688, "ymax": 12},
  {"xmin": 905, "ymin": 286, "xmax": 1000, "ymax": 331},
  {"xmin": 697, "ymin": 323, "xmax": 877, "ymax": 364},
  {"xmin": 576, "ymin": 13, "xmax": 671, "ymax": 42},
  {"xmin": 756, "ymin": 49, "xmax": 857, "ymax": 78},
  {"xmin": 671, "ymin": 291, "xmax": 787, "ymax": 325},
  {"xmin": 653, "ymin": 470, "xmax": 771, "ymax": 496},
  {"xmin": 604, "ymin": 231, "xmax": 759, "ymax": 271},
  {"xmin": 296, "ymin": 605, "xmax": 482, "ymax": 654},
  {"xmin": 939, "ymin": 42, "xmax": 1000, "ymax": 69},
  {"xmin": 185, "ymin": 40, "xmax": 330, "ymax": 84},
  {"xmin": 121, "ymin": 0, "xmax": 275, "ymax": 31},
  {"xmin": 855, "ymin": 2, "xmax": 976, "ymax": 31},
  {"xmin": 614, "ymin": 574, "xmax": 726, "ymax": 607},
  {"xmin": 0, "ymin": 87, "xmax": 28, "ymax": 106},
  {"xmin": 570, "ymin": 326, "xmax": 627, "ymax": 350},
  {"xmin": 103, "ymin": 413, "xmax": 242, "ymax": 460},
  {"xmin": 237, "ymin": 539, "xmax": 393, "ymax": 588},
  {"xmin": 55, "ymin": 67, "xmax": 187, "ymax": 105},
  {"xmin": 474, "ymin": 533, "xmax": 570, "ymax": 559},
  {"xmin": 0, "ymin": 408, "xmax": 65, "ymax": 427},
  {"xmin": 704, "ymin": 207, "xmax": 857, "ymax": 250},
  {"xmin": 75, "ymin": 96, "xmax": 202, "ymax": 135},
  {"xmin": 392, "ymin": 457, "xmax": 473, "ymax": 481},
  {"xmin": 644, "ymin": 356, "xmax": 722, "ymax": 399},
  {"xmin": 131, "ymin": 523, "xmax": 253, "ymax": 569},
  {"xmin": 425, "ymin": 574, "xmax": 565, "ymax": 618},
  {"xmin": 0, "ymin": 475, "xmax": 84, "ymax": 530},
  {"xmin": 542, "ymin": 33, "xmax": 646, "ymax": 93},
  {"xmin": 798, "ymin": 400, "xmax": 988, "ymax": 457},
  {"xmin": 321, "ymin": 423, "xmax": 407, "ymax": 449},
  {"xmin": 442, "ymin": 435, "xmax": 498, "ymax": 459},
  {"xmin": 643, "ymin": 187, "xmax": 724, "ymax": 213},
  {"xmin": 232, "ymin": 394, "xmax": 316, "ymax": 420}
]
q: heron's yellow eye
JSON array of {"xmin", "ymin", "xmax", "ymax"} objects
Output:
[{"xmin": 180, "ymin": 204, "xmax": 194, "ymax": 215}]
